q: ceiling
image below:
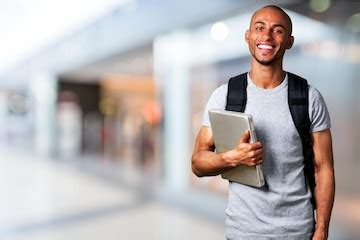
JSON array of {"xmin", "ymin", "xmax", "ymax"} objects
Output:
[
  {"xmin": 0, "ymin": 0, "xmax": 133, "ymax": 73},
  {"xmin": 0, "ymin": 0, "xmax": 358, "ymax": 85},
  {"xmin": 60, "ymin": 45, "xmax": 154, "ymax": 82},
  {"xmin": 62, "ymin": 1, "xmax": 360, "ymax": 82},
  {"xmin": 289, "ymin": 1, "xmax": 360, "ymax": 29}
]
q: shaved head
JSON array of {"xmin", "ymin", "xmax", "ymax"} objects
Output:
[
  {"xmin": 245, "ymin": 5, "xmax": 295, "ymax": 66},
  {"xmin": 251, "ymin": 5, "xmax": 292, "ymax": 35}
]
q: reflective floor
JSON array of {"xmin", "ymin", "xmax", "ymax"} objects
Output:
[
  {"xmin": 0, "ymin": 146, "xmax": 359, "ymax": 240},
  {"xmin": 0, "ymin": 146, "xmax": 224, "ymax": 240}
]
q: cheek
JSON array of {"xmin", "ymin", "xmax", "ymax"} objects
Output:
[
  {"xmin": 248, "ymin": 35, "xmax": 257, "ymax": 46},
  {"xmin": 286, "ymin": 39, "xmax": 293, "ymax": 49}
]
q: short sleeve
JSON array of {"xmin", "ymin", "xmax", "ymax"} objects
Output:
[
  {"xmin": 308, "ymin": 85, "xmax": 331, "ymax": 133},
  {"xmin": 202, "ymin": 84, "xmax": 228, "ymax": 127}
]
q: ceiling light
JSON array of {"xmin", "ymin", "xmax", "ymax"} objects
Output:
[
  {"xmin": 309, "ymin": 0, "xmax": 331, "ymax": 13},
  {"xmin": 210, "ymin": 22, "xmax": 229, "ymax": 41},
  {"xmin": 347, "ymin": 13, "xmax": 360, "ymax": 33}
]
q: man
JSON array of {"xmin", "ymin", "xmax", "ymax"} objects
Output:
[{"xmin": 191, "ymin": 5, "xmax": 335, "ymax": 240}]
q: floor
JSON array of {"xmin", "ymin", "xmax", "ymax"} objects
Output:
[
  {"xmin": 0, "ymin": 147, "xmax": 225, "ymax": 240},
  {"xmin": 0, "ymin": 146, "xmax": 359, "ymax": 240}
]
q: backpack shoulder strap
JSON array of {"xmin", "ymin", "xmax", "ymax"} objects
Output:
[
  {"xmin": 226, "ymin": 72, "xmax": 247, "ymax": 112},
  {"xmin": 287, "ymin": 72, "xmax": 316, "ymax": 208},
  {"xmin": 288, "ymin": 72, "xmax": 311, "ymax": 135}
]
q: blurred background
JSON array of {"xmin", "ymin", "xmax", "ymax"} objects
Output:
[{"xmin": 0, "ymin": 0, "xmax": 359, "ymax": 239}]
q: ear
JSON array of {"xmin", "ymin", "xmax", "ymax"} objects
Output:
[
  {"xmin": 245, "ymin": 30, "xmax": 250, "ymax": 44},
  {"xmin": 286, "ymin": 36, "xmax": 294, "ymax": 49}
]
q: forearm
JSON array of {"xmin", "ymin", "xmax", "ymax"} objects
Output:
[
  {"xmin": 192, "ymin": 128, "xmax": 263, "ymax": 177},
  {"xmin": 314, "ymin": 165, "xmax": 335, "ymax": 234},
  {"xmin": 191, "ymin": 150, "xmax": 232, "ymax": 177}
]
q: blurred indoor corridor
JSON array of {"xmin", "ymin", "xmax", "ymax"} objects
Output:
[
  {"xmin": 0, "ymin": 145, "xmax": 226, "ymax": 240},
  {"xmin": 1, "ymin": 144, "xmax": 360, "ymax": 239},
  {"xmin": 0, "ymin": 1, "xmax": 359, "ymax": 239}
]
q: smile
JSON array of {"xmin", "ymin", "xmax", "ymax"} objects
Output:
[{"xmin": 257, "ymin": 44, "xmax": 274, "ymax": 50}]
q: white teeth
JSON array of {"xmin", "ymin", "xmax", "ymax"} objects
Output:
[{"xmin": 258, "ymin": 44, "xmax": 273, "ymax": 49}]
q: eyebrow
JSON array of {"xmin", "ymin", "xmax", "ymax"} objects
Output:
[
  {"xmin": 273, "ymin": 24, "xmax": 286, "ymax": 29},
  {"xmin": 254, "ymin": 21, "xmax": 265, "ymax": 25},
  {"xmin": 254, "ymin": 21, "xmax": 286, "ymax": 29}
]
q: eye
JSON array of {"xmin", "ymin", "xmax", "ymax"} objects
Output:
[
  {"xmin": 255, "ymin": 26, "xmax": 264, "ymax": 31},
  {"xmin": 273, "ymin": 28, "xmax": 284, "ymax": 34}
]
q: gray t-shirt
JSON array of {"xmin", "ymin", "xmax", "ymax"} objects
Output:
[{"xmin": 202, "ymin": 73, "xmax": 331, "ymax": 239}]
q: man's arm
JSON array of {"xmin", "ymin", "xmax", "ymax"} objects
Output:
[
  {"xmin": 191, "ymin": 126, "xmax": 263, "ymax": 177},
  {"xmin": 311, "ymin": 129, "xmax": 335, "ymax": 240}
]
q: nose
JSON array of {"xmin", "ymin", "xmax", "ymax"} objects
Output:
[{"xmin": 261, "ymin": 29, "xmax": 273, "ymax": 40}]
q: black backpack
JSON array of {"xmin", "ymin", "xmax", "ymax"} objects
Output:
[{"xmin": 226, "ymin": 72, "xmax": 316, "ymax": 208}]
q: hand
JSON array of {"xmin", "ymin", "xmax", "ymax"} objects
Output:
[{"xmin": 221, "ymin": 130, "xmax": 264, "ymax": 167}]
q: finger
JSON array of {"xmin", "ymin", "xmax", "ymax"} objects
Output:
[
  {"xmin": 239, "ymin": 130, "xmax": 250, "ymax": 143},
  {"xmin": 249, "ymin": 141, "xmax": 263, "ymax": 150},
  {"xmin": 250, "ymin": 158, "xmax": 263, "ymax": 165},
  {"xmin": 244, "ymin": 147, "xmax": 263, "ymax": 159},
  {"xmin": 251, "ymin": 141, "xmax": 263, "ymax": 149},
  {"xmin": 247, "ymin": 149, "xmax": 262, "ymax": 158},
  {"xmin": 250, "ymin": 160, "xmax": 262, "ymax": 166},
  {"xmin": 254, "ymin": 148, "xmax": 263, "ymax": 157}
]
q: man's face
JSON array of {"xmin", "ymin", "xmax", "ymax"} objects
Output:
[{"xmin": 245, "ymin": 8, "xmax": 294, "ymax": 66}]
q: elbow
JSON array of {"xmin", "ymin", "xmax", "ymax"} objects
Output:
[
  {"xmin": 192, "ymin": 166, "xmax": 205, "ymax": 178},
  {"xmin": 314, "ymin": 161, "xmax": 335, "ymax": 175},
  {"xmin": 191, "ymin": 157, "xmax": 205, "ymax": 178},
  {"xmin": 314, "ymin": 162, "xmax": 335, "ymax": 185},
  {"xmin": 314, "ymin": 162, "xmax": 322, "ymax": 174}
]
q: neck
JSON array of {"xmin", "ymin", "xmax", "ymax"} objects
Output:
[{"xmin": 249, "ymin": 60, "xmax": 286, "ymax": 89}]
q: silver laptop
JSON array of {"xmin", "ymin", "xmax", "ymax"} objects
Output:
[{"xmin": 209, "ymin": 109, "xmax": 265, "ymax": 187}]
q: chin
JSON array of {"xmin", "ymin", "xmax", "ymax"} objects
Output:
[{"xmin": 256, "ymin": 58, "xmax": 275, "ymax": 66}]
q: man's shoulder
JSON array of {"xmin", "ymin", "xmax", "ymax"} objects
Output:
[
  {"xmin": 308, "ymin": 85, "xmax": 326, "ymax": 105},
  {"xmin": 285, "ymin": 72, "xmax": 324, "ymax": 102},
  {"xmin": 228, "ymin": 72, "xmax": 248, "ymax": 80},
  {"xmin": 210, "ymin": 83, "xmax": 228, "ymax": 99},
  {"xmin": 287, "ymin": 71, "xmax": 306, "ymax": 79}
]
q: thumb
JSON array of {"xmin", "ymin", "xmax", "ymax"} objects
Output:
[{"xmin": 239, "ymin": 130, "xmax": 250, "ymax": 143}]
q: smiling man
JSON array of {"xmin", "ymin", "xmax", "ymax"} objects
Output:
[{"xmin": 192, "ymin": 5, "xmax": 335, "ymax": 240}]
